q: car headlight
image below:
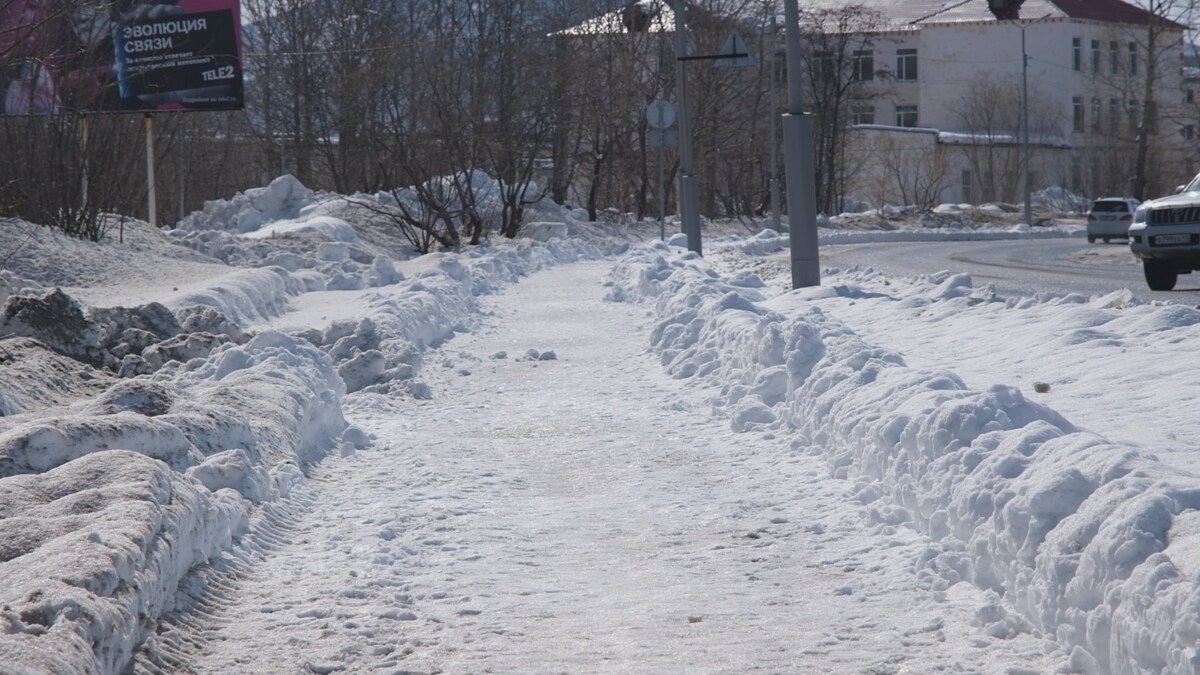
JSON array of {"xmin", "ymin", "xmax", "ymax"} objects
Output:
[{"xmin": 1134, "ymin": 206, "xmax": 1148, "ymax": 223}]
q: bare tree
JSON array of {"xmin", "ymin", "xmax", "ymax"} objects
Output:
[
  {"xmin": 0, "ymin": 0, "xmax": 148, "ymax": 237},
  {"xmin": 1129, "ymin": 0, "xmax": 1192, "ymax": 199},
  {"xmin": 953, "ymin": 75, "xmax": 1061, "ymax": 203},
  {"xmin": 793, "ymin": 3, "xmax": 888, "ymax": 214},
  {"xmin": 344, "ymin": 177, "xmax": 463, "ymax": 254},
  {"xmin": 866, "ymin": 130, "xmax": 950, "ymax": 208}
]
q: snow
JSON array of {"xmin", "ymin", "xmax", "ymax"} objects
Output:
[{"xmin": 2, "ymin": 181, "xmax": 1200, "ymax": 673}]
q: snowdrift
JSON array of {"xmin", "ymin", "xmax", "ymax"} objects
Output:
[
  {"xmin": 0, "ymin": 188, "xmax": 602, "ymax": 673},
  {"xmin": 606, "ymin": 245, "xmax": 1200, "ymax": 675}
]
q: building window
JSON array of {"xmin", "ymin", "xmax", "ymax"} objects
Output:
[
  {"xmin": 1091, "ymin": 98, "xmax": 1101, "ymax": 131},
  {"xmin": 1128, "ymin": 98, "xmax": 1140, "ymax": 130},
  {"xmin": 851, "ymin": 106, "xmax": 875, "ymax": 125},
  {"xmin": 895, "ymin": 105, "xmax": 918, "ymax": 127},
  {"xmin": 1091, "ymin": 40, "xmax": 1101, "ymax": 74},
  {"xmin": 1110, "ymin": 41, "xmax": 1120, "ymax": 75},
  {"xmin": 1071, "ymin": 157, "xmax": 1083, "ymax": 193},
  {"xmin": 1187, "ymin": 89, "xmax": 1195, "ymax": 104},
  {"xmin": 896, "ymin": 49, "xmax": 918, "ymax": 81},
  {"xmin": 815, "ymin": 51, "xmax": 835, "ymax": 80},
  {"xmin": 1110, "ymin": 98, "xmax": 1120, "ymax": 133},
  {"xmin": 1185, "ymin": 125, "xmax": 1195, "ymax": 141},
  {"xmin": 961, "ymin": 170, "xmax": 972, "ymax": 204},
  {"xmin": 1072, "ymin": 37, "xmax": 1082, "ymax": 71},
  {"xmin": 852, "ymin": 50, "xmax": 874, "ymax": 82},
  {"xmin": 1129, "ymin": 42, "xmax": 1139, "ymax": 76},
  {"xmin": 1072, "ymin": 96, "xmax": 1084, "ymax": 132}
]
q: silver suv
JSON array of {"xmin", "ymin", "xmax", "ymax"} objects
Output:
[{"xmin": 1128, "ymin": 175, "xmax": 1200, "ymax": 290}]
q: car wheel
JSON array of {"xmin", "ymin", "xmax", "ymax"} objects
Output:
[
  {"xmin": 1144, "ymin": 260, "xmax": 1178, "ymax": 291},
  {"xmin": 1087, "ymin": 235, "xmax": 1096, "ymax": 243},
  {"xmin": 1103, "ymin": 237, "xmax": 1111, "ymax": 243}
]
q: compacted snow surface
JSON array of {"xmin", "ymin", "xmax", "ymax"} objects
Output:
[{"xmin": 1, "ymin": 179, "xmax": 1199, "ymax": 674}]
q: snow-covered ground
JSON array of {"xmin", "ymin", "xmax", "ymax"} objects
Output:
[{"xmin": 1, "ymin": 177, "xmax": 1198, "ymax": 674}]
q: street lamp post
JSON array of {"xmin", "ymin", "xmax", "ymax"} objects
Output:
[
  {"xmin": 782, "ymin": 0, "xmax": 820, "ymax": 288},
  {"xmin": 1017, "ymin": 21, "xmax": 1032, "ymax": 227},
  {"xmin": 673, "ymin": 0, "xmax": 702, "ymax": 255},
  {"xmin": 769, "ymin": 15, "xmax": 781, "ymax": 233}
]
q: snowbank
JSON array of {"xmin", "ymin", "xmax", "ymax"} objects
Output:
[
  {"xmin": 177, "ymin": 175, "xmax": 318, "ymax": 234},
  {"xmin": 0, "ymin": 205, "xmax": 607, "ymax": 672},
  {"xmin": 0, "ymin": 330, "xmax": 342, "ymax": 673},
  {"xmin": 606, "ymin": 243, "xmax": 1200, "ymax": 674}
]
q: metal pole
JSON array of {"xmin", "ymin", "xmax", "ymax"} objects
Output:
[
  {"xmin": 769, "ymin": 14, "xmax": 781, "ymax": 233},
  {"xmin": 78, "ymin": 116, "xmax": 89, "ymax": 214},
  {"xmin": 144, "ymin": 113, "xmax": 157, "ymax": 229},
  {"xmin": 673, "ymin": 0, "xmax": 702, "ymax": 255},
  {"xmin": 657, "ymin": 141, "xmax": 667, "ymax": 239},
  {"xmin": 782, "ymin": 0, "xmax": 820, "ymax": 288},
  {"xmin": 179, "ymin": 155, "xmax": 186, "ymax": 222},
  {"xmin": 1021, "ymin": 24, "xmax": 1033, "ymax": 227},
  {"xmin": 659, "ymin": 35, "xmax": 667, "ymax": 242}
]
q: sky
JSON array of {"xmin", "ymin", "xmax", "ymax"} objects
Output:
[{"xmin": 0, "ymin": 177, "xmax": 1198, "ymax": 674}]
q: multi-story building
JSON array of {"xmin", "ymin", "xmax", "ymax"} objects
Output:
[
  {"xmin": 561, "ymin": 0, "xmax": 1192, "ymax": 212},
  {"xmin": 815, "ymin": 0, "xmax": 1191, "ymax": 206}
]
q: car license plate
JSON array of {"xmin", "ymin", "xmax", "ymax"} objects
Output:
[{"xmin": 1154, "ymin": 233, "xmax": 1192, "ymax": 246}]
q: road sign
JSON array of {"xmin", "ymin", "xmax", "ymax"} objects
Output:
[
  {"xmin": 714, "ymin": 31, "xmax": 756, "ymax": 68},
  {"xmin": 648, "ymin": 129, "xmax": 678, "ymax": 147},
  {"xmin": 646, "ymin": 100, "xmax": 677, "ymax": 129}
]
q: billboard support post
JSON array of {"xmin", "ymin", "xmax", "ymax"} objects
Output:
[
  {"xmin": 78, "ymin": 116, "xmax": 90, "ymax": 215},
  {"xmin": 144, "ymin": 113, "xmax": 157, "ymax": 229}
]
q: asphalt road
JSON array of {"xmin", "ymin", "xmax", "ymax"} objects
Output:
[{"xmin": 812, "ymin": 237, "xmax": 1200, "ymax": 303}]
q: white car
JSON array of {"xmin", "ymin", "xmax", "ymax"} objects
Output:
[
  {"xmin": 1128, "ymin": 176, "xmax": 1200, "ymax": 290},
  {"xmin": 1086, "ymin": 197, "xmax": 1140, "ymax": 243}
]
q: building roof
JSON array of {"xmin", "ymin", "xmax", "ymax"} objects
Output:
[
  {"xmin": 554, "ymin": 1, "xmax": 674, "ymax": 36},
  {"xmin": 800, "ymin": 0, "xmax": 1187, "ymax": 30},
  {"xmin": 555, "ymin": 0, "xmax": 1188, "ymax": 37}
]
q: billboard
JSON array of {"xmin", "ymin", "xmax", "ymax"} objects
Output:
[{"xmin": 0, "ymin": 0, "xmax": 244, "ymax": 114}]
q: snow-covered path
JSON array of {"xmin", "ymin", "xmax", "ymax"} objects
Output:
[{"xmin": 157, "ymin": 262, "xmax": 1059, "ymax": 674}]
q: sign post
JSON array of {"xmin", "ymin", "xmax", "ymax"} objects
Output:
[
  {"xmin": 672, "ymin": 7, "xmax": 758, "ymax": 256},
  {"xmin": 145, "ymin": 113, "xmax": 156, "ymax": 228},
  {"xmin": 646, "ymin": 99, "xmax": 677, "ymax": 241}
]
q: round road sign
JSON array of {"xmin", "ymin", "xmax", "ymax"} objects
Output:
[{"xmin": 645, "ymin": 100, "xmax": 676, "ymax": 129}]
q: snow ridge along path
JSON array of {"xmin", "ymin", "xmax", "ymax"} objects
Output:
[
  {"xmin": 150, "ymin": 261, "xmax": 1059, "ymax": 674},
  {"xmin": 610, "ymin": 245, "xmax": 1200, "ymax": 674}
]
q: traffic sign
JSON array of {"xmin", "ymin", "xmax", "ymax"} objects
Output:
[
  {"xmin": 646, "ymin": 100, "xmax": 677, "ymax": 129},
  {"xmin": 714, "ymin": 31, "xmax": 755, "ymax": 68}
]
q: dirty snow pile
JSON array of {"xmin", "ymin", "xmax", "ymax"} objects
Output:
[
  {"xmin": 0, "ymin": 176, "xmax": 608, "ymax": 673},
  {"xmin": 605, "ymin": 244, "xmax": 1200, "ymax": 674}
]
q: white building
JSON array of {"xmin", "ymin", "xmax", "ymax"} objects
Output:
[
  {"xmin": 558, "ymin": 0, "xmax": 1193, "ymax": 213},
  {"xmin": 822, "ymin": 0, "xmax": 1192, "ymax": 206}
]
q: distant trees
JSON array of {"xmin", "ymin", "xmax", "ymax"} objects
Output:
[
  {"xmin": 0, "ymin": 113, "xmax": 145, "ymax": 240},
  {"xmin": 1081, "ymin": 0, "xmax": 1194, "ymax": 199},
  {"xmin": 1126, "ymin": 0, "xmax": 1193, "ymax": 200},
  {"xmin": 951, "ymin": 75, "xmax": 1061, "ymax": 203},
  {"xmin": 794, "ymin": 3, "xmax": 887, "ymax": 214},
  {"xmin": 863, "ymin": 129, "xmax": 950, "ymax": 208},
  {"xmin": 0, "ymin": 0, "xmax": 895, "ymax": 238},
  {"xmin": 11, "ymin": 0, "xmax": 1198, "ymax": 240},
  {"xmin": 0, "ymin": 0, "xmax": 148, "ymax": 238}
]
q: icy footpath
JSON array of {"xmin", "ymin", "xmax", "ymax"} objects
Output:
[
  {"xmin": 0, "ymin": 236, "xmax": 608, "ymax": 672},
  {"xmin": 607, "ymin": 244, "xmax": 1200, "ymax": 675}
]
